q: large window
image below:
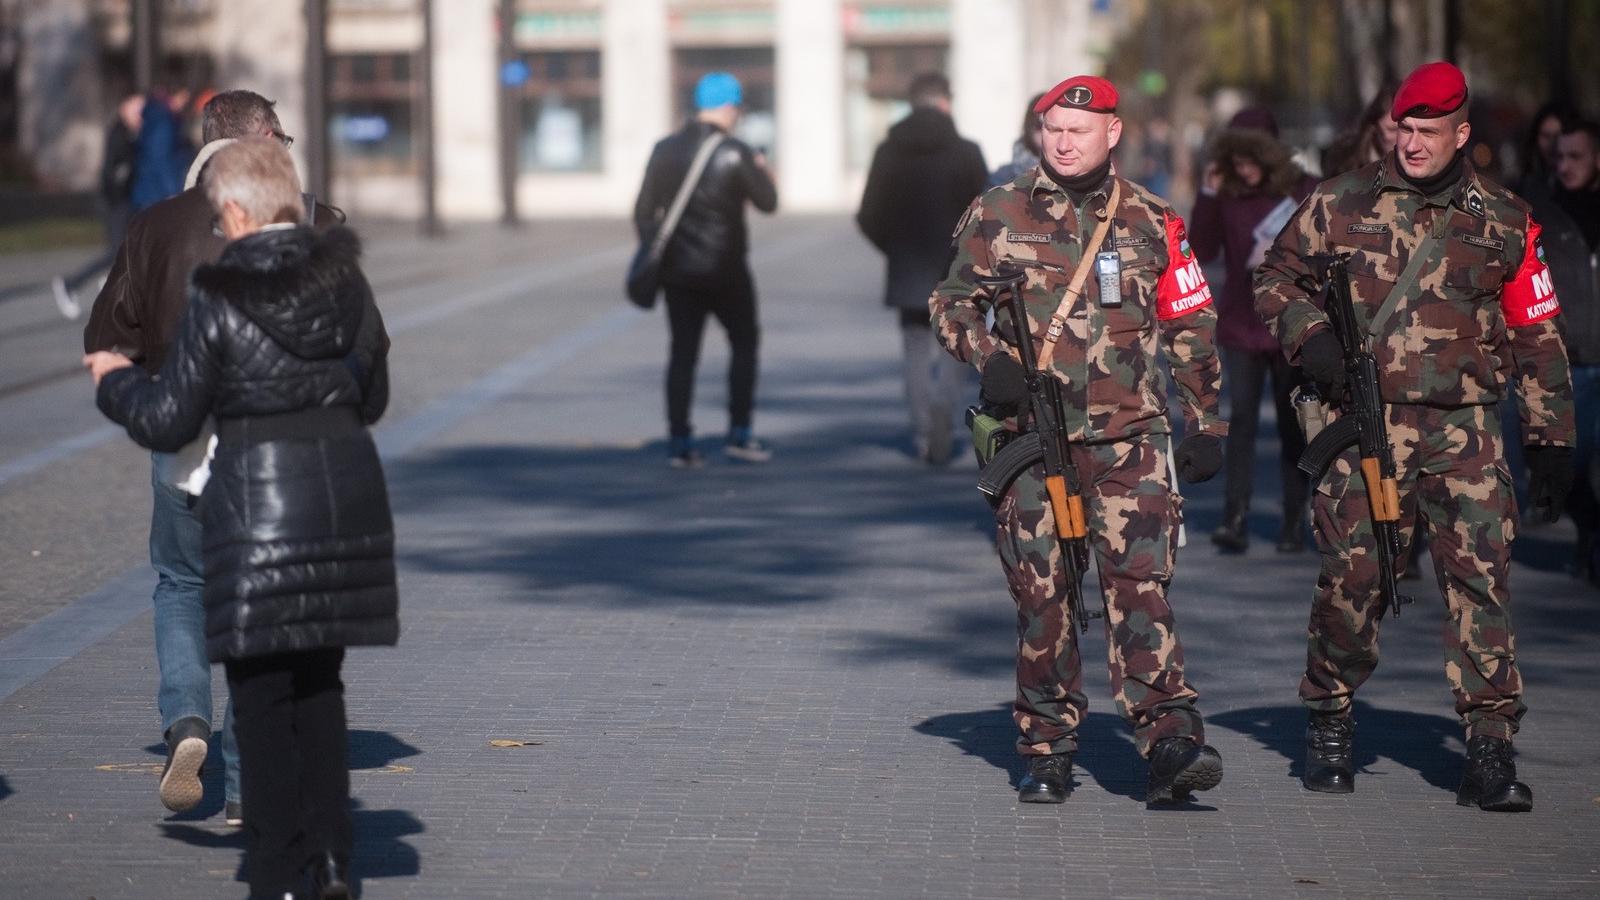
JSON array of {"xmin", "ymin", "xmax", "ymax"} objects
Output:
[
  {"xmin": 516, "ymin": 49, "xmax": 602, "ymax": 172},
  {"xmin": 328, "ymin": 52, "xmax": 416, "ymax": 175}
]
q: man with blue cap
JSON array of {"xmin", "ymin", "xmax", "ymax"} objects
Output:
[{"xmin": 634, "ymin": 71, "xmax": 779, "ymax": 467}]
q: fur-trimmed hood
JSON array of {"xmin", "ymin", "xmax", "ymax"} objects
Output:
[
  {"xmin": 1207, "ymin": 126, "xmax": 1303, "ymax": 199},
  {"xmin": 190, "ymin": 225, "xmax": 365, "ymax": 361}
]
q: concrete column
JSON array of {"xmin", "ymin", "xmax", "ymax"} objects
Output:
[
  {"xmin": 600, "ymin": 0, "xmax": 671, "ymax": 210},
  {"xmin": 213, "ymin": 1, "xmax": 308, "ymax": 171},
  {"xmin": 950, "ymin": 0, "xmax": 1027, "ymax": 172},
  {"xmin": 774, "ymin": 0, "xmax": 845, "ymax": 211},
  {"xmin": 427, "ymin": 0, "xmax": 498, "ymax": 220},
  {"xmin": 18, "ymin": 0, "xmax": 102, "ymax": 190}
]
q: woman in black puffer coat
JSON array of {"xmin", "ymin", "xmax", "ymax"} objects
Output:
[{"xmin": 89, "ymin": 138, "xmax": 394, "ymax": 900}]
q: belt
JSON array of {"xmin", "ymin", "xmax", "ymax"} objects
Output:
[{"xmin": 216, "ymin": 406, "xmax": 364, "ymax": 443}]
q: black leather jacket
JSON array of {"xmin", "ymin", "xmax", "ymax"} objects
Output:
[
  {"xmin": 98, "ymin": 226, "xmax": 398, "ymax": 661},
  {"xmin": 633, "ymin": 119, "xmax": 777, "ymax": 289}
]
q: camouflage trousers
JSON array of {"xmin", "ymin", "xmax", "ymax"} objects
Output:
[
  {"xmin": 1303, "ymin": 402, "xmax": 1525, "ymax": 739},
  {"xmin": 995, "ymin": 434, "xmax": 1203, "ymax": 758}
]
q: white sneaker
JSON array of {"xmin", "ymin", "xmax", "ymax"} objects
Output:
[
  {"xmin": 724, "ymin": 438, "xmax": 773, "ymax": 463},
  {"xmin": 51, "ymin": 276, "xmax": 81, "ymax": 320}
]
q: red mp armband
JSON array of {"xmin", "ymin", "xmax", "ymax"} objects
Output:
[
  {"xmin": 1501, "ymin": 219, "xmax": 1560, "ymax": 326},
  {"xmin": 1156, "ymin": 213, "xmax": 1213, "ymax": 320}
]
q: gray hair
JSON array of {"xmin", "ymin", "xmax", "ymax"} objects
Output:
[
  {"xmin": 201, "ymin": 90, "xmax": 281, "ymax": 144},
  {"xmin": 201, "ymin": 138, "xmax": 303, "ymax": 226}
]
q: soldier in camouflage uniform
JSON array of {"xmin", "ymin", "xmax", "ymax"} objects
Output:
[
  {"xmin": 1254, "ymin": 62, "xmax": 1576, "ymax": 812},
  {"xmin": 930, "ymin": 75, "xmax": 1229, "ymax": 805}
]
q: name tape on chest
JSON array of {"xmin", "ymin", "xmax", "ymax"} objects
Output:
[
  {"xmin": 1006, "ymin": 232, "xmax": 1052, "ymax": 243},
  {"xmin": 1462, "ymin": 234, "xmax": 1505, "ymax": 251},
  {"xmin": 1112, "ymin": 235, "xmax": 1150, "ymax": 248},
  {"xmin": 1347, "ymin": 223, "xmax": 1388, "ymax": 235}
]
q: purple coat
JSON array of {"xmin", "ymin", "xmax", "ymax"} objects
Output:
[{"xmin": 1189, "ymin": 179, "xmax": 1313, "ymax": 353}]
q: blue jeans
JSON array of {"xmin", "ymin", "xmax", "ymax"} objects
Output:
[{"xmin": 150, "ymin": 458, "xmax": 240, "ymax": 804}]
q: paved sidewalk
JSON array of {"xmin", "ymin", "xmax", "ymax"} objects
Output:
[{"xmin": 0, "ymin": 217, "xmax": 1596, "ymax": 898}]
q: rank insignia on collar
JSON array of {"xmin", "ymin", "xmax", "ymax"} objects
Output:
[{"xmin": 1464, "ymin": 185, "xmax": 1485, "ymax": 217}]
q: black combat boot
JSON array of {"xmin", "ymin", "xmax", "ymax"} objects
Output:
[
  {"xmin": 1145, "ymin": 737, "xmax": 1223, "ymax": 804},
  {"xmin": 1210, "ymin": 508, "xmax": 1248, "ymax": 554},
  {"xmin": 1303, "ymin": 711, "xmax": 1355, "ymax": 793},
  {"xmin": 1456, "ymin": 735, "xmax": 1533, "ymax": 812},
  {"xmin": 1017, "ymin": 753, "xmax": 1072, "ymax": 803}
]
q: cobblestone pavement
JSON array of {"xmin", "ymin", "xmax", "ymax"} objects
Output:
[{"xmin": 0, "ymin": 216, "xmax": 1596, "ymax": 898}]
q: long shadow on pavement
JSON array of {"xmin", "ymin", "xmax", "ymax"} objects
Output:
[
  {"xmin": 385, "ymin": 416, "xmax": 991, "ymax": 612},
  {"xmin": 1208, "ymin": 701, "xmax": 1462, "ymax": 791},
  {"xmin": 917, "ymin": 704, "xmax": 1184, "ymax": 803}
]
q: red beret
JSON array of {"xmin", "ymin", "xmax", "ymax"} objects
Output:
[
  {"xmin": 1391, "ymin": 61, "xmax": 1468, "ymax": 121},
  {"xmin": 1034, "ymin": 75, "xmax": 1118, "ymax": 115}
]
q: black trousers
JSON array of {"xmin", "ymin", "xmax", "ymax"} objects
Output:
[
  {"xmin": 1221, "ymin": 346, "xmax": 1309, "ymax": 519},
  {"xmin": 664, "ymin": 267, "xmax": 759, "ymax": 439},
  {"xmin": 225, "ymin": 647, "xmax": 351, "ymax": 896}
]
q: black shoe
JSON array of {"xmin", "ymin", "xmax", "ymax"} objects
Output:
[
  {"xmin": 1456, "ymin": 735, "xmax": 1533, "ymax": 812},
  {"xmin": 159, "ymin": 716, "xmax": 209, "ymax": 812},
  {"xmin": 1303, "ymin": 712, "xmax": 1355, "ymax": 794},
  {"xmin": 1017, "ymin": 754, "xmax": 1072, "ymax": 803},
  {"xmin": 1276, "ymin": 516, "xmax": 1306, "ymax": 553},
  {"xmin": 308, "ymin": 851, "xmax": 351, "ymax": 898},
  {"xmin": 1210, "ymin": 511, "xmax": 1248, "ymax": 554},
  {"xmin": 1146, "ymin": 737, "xmax": 1223, "ymax": 804}
]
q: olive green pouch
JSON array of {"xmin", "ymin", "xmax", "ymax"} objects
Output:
[{"xmin": 966, "ymin": 405, "xmax": 1012, "ymax": 469}]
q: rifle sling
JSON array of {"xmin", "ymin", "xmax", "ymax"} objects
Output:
[{"xmin": 1364, "ymin": 227, "xmax": 1443, "ymax": 340}]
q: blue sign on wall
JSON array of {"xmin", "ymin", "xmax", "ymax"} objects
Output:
[{"xmin": 501, "ymin": 60, "xmax": 530, "ymax": 87}]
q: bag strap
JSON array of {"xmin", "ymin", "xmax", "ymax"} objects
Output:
[
  {"xmin": 1365, "ymin": 223, "xmax": 1444, "ymax": 339},
  {"xmin": 648, "ymin": 132, "xmax": 724, "ymax": 262},
  {"xmin": 1035, "ymin": 178, "xmax": 1122, "ymax": 369}
]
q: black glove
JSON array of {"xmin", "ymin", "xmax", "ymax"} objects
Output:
[
  {"xmin": 980, "ymin": 353, "xmax": 1029, "ymax": 414},
  {"xmin": 1298, "ymin": 329, "xmax": 1347, "ymax": 402},
  {"xmin": 1175, "ymin": 432, "xmax": 1224, "ymax": 484},
  {"xmin": 1525, "ymin": 445, "xmax": 1574, "ymax": 524}
]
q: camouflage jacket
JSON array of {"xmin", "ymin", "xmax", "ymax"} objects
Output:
[
  {"xmin": 1254, "ymin": 155, "xmax": 1574, "ymax": 446},
  {"xmin": 929, "ymin": 166, "xmax": 1226, "ymax": 443}
]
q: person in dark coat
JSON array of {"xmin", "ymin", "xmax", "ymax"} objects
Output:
[
  {"xmin": 856, "ymin": 72, "xmax": 987, "ymax": 464},
  {"xmin": 633, "ymin": 71, "xmax": 778, "ymax": 467},
  {"xmin": 1531, "ymin": 121, "xmax": 1600, "ymax": 581},
  {"xmin": 1190, "ymin": 107, "xmax": 1316, "ymax": 553},
  {"xmin": 87, "ymin": 138, "xmax": 395, "ymax": 900},
  {"xmin": 83, "ymin": 89, "xmax": 342, "ymax": 830}
]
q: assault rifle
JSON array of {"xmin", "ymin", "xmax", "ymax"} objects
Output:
[
  {"xmin": 974, "ymin": 266, "xmax": 1098, "ymax": 633},
  {"xmin": 1296, "ymin": 254, "xmax": 1414, "ymax": 617}
]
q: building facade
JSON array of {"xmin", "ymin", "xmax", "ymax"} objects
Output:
[{"xmin": 8, "ymin": 0, "xmax": 1117, "ymax": 219}]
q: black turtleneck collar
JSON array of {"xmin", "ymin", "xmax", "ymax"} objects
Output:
[
  {"xmin": 1397, "ymin": 148, "xmax": 1465, "ymax": 197},
  {"xmin": 1043, "ymin": 157, "xmax": 1113, "ymax": 203}
]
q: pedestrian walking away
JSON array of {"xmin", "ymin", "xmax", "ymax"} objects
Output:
[
  {"xmin": 633, "ymin": 71, "xmax": 778, "ymax": 468},
  {"xmin": 931, "ymin": 74, "xmax": 1228, "ymax": 806},
  {"xmin": 51, "ymin": 94, "xmax": 144, "ymax": 320},
  {"xmin": 1254, "ymin": 60, "xmax": 1576, "ymax": 812},
  {"xmin": 82, "ymin": 88, "xmax": 343, "ymax": 829},
  {"xmin": 856, "ymin": 72, "xmax": 988, "ymax": 465},
  {"xmin": 1190, "ymin": 107, "xmax": 1317, "ymax": 554},
  {"xmin": 87, "ymin": 137, "xmax": 397, "ymax": 899}
]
